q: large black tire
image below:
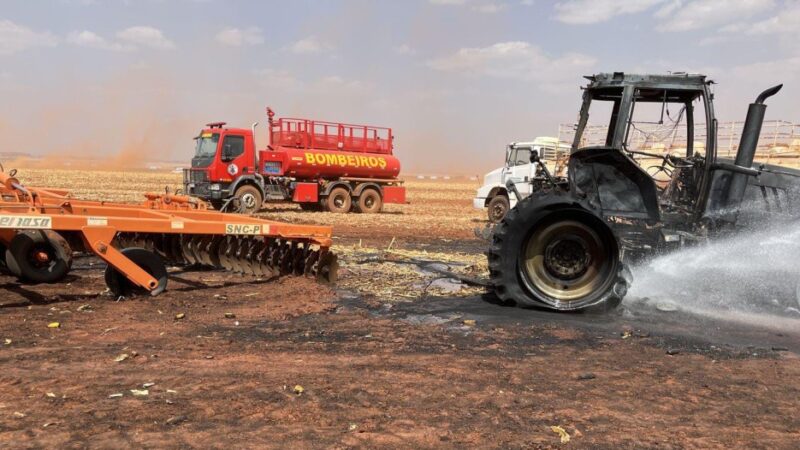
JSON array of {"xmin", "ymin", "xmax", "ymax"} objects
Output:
[
  {"xmin": 5, "ymin": 231, "xmax": 73, "ymax": 283},
  {"xmin": 487, "ymin": 194, "xmax": 630, "ymax": 311},
  {"xmin": 104, "ymin": 248, "xmax": 168, "ymax": 298},
  {"xmin": 325, "ymin": 187, "xmax": 352, "ymax": 213},
  {"xmin": 356, "ymin": 188, "xmax": 382, "ymax": 213},
  {"xmin": 487, "ymin": 195, "xmax": 509, "ymax": 223},
  {"xmin": 234, "ymin": 185, "xmax": 263, "ymax": 215}
]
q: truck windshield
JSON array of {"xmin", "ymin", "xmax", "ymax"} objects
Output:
[
  {"xmin": 506, "ymin": 147, "xmax": 531, "ymax": 166},
  {"xmin": 195, "ymin": 133, "xmax": 219, "ymax": 158}
]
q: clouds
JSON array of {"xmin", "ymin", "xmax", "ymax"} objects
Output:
[
  {"xmin": 553, "ymin": 0, "xmax": 778, "ymax": 33},
  {"xmin": 554, "ymin": 0, "xmax": 664, "ymax": 24},
  {"xmin": 746, "ymin": 2, "xmax": 800, "ymax": 35},
  {"xmin": 429, "ymin": 0, "xmax": 508, "ymax": 13},
  {"xmin": 655, "ymin": 0, "xmax": 775, "ymax": 32},
  {"xmin": 66, "ymin": 30, "xmax": 130, "ymax": 51},
  {"xmin": 65, "ymin": 26, "xmax": 176, "ymax": 52},
  {"xmin": 116, "ymin": 26, "xmax": 176, "ymax": 50},
  {"xmin": 427, "ymin": 41, "xmax": 596, "ymax": 90},
  {"xmin": 289, "ymin": 36, "xmax": 329, "ymax": 54},
  {"xmin": 215, "ymin": 27, "xmax": 265, "ymax": 47},
  {"xmin": 0, "ymin": 20, "xmax": 57, "ymax": 55}
]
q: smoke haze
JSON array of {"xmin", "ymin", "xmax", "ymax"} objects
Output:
[{"xmin": 0, "ymin": 1, "xmax": 797, "ymax": 175}]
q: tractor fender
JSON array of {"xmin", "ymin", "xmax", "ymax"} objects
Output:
[
  {"xmin": 229, "ymin": 175, "xmax": 265, "ymax": 198},
  {"xmin": 320, "ymin": 181, "xmax": 352, "ymax": 197},
  {"xmin": 352, "ymin": 182, "xmax": 382, "ymax": 198}
]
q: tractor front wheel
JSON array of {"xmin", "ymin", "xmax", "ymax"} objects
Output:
[{"xmin": 488, "ymin": 196, "xmax": 629, "ymax": 311}]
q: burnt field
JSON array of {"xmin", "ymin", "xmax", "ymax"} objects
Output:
[{"xmin": 1, "ymin": 169, "xmax": 799, "ymax": 448}]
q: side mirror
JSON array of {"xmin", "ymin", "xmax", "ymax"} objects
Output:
[{"xmin": 529, "ymin": 150, "xmax": 540, "ymax": 164}]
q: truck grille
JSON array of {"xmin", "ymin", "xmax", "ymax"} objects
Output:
[{"xmin": 184, "ymin": 169, "xmax": 209, "ymax": 184}]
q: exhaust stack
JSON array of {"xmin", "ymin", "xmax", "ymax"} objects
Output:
[
  {"xmin": 725, "ymin": 84, "xmax": 782, "ymax": 211},
  {"xmin": 251, "ymin": 121, "xmax": 259, "ymax": 174}
]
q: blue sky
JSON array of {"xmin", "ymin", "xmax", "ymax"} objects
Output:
[{"xmin": 0, "ymin": 0, "xmax": 797, "ymax": 173}]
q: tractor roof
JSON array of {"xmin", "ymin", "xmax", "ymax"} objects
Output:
[{"xmin": 585, "ymin": 72, "xmax": 710, "ymax": 91}]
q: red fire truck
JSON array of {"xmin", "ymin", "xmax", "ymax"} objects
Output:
[{"xmin": 184, "ymin": 108, "xmax": 406, "ymax": 214}]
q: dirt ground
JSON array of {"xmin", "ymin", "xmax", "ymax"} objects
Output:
[{"xmin": 1, "ymin": 169, "xmax": 799, "ymax": 448}]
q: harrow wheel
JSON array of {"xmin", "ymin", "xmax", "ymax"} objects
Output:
[
  {"xmin": 0, "ymin": 242, "xmax": 8, "ymax": 275},
  {"xmin": 5, "ymin": 230, "xmax": 73, "ymax": 283},
  {"xmin": 104, "ymin": 248, "xmax": 168, "ymax": 298}
]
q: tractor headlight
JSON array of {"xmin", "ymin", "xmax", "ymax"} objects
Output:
[{"xmin": 210, "ymin": 184, "xmax": 221, "ymax": 191}]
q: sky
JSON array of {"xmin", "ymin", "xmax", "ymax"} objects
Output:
[{"xmin": 0, "ymin": 0, "xmax": 798, "ymax": 174}]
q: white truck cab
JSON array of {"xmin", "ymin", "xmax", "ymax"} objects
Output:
[{"xmin": 474, "ymin": 137, "xmax": 568, "ymax": 223}]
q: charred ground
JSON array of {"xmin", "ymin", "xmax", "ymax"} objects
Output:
[{"xmin": 0, "ymin": 171, "xmax": 798, "ymax": 448}]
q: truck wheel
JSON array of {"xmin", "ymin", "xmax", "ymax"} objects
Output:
[
  {"xmin": 356, "ymin": 188, "xmax": 382, "ymax": 213},
  {"xmin": 325, "ymin": 187, "xmax": 352, "ymax": 213},
  {"xmin": 234, "ymin": 185, "xmax": 262, "ymax": 214},
  {"xmin": 487, "ymin": 195, "xmax": 509, "ymax": 223},
  {"xmin": 5, "ymin": 231, "xmax": 73, "ymax": 283},
  {"xmin": 488, "ymin": 196, "xmax": 629, "ymax": 311}
]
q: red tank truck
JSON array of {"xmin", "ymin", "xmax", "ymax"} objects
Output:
[{"xmin": 184, "ymin": 108, "xmax": 406, "ymax": 214}]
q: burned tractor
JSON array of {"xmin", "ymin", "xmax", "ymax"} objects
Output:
[{"xmin": 489, "ymin": 72, "xmax": 800, "ymax": 311}]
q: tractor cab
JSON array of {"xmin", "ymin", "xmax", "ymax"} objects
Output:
[{"xmin": 567, "ymin": 73, "xmax": 715, "ymax": 224}]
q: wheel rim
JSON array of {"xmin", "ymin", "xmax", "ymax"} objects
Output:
[
  {"xmin": 334, "ymin": 194, "xmax": 345, "ymax": 208},
  {"xmin": 240, "ymin": 193, "xmax": 257, "ymax": 209},
  {"xmin": 520, "ymin": 219, "xmax": 616, "ymax": 306},
  {"xmin": 490, "ymin": 203, "xmax": 506, "ymax": 222},
  {"xmin": 364, "ymin": 195, "xmax": 374, "ymax": 208},
  {"xmin": 29, "ymin": 244, "xmax": 56, "ymax": 270}
]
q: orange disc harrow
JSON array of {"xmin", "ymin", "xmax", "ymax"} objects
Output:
[{"xmin": 0, "ymin": 169, "xmax": 337, "ymax": 297}]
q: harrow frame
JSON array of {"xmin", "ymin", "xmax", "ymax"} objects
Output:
[{"xmin": 0, "ymin": 170, "xmax": 336, "ymax": 295}]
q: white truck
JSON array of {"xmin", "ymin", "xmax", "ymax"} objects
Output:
[{"xmin": 473, "ymin": 137, "xmax": 569, "ymax": 223}]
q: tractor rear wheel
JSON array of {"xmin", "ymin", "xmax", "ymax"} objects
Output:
[
  {"xmin": 104, "ymin": 248, "xmax": 168, "ymax": 298},
  {"xmin": 234, "ymin": 185, "xmax": 263, "ymax": 215},
  {"xmin": 5, "ymin": 231, "xmax": 73, "ymax": 283},
  {"xmin": 325, "ymin": 187, "xmax": 352, "ymax": 213},
  {"xmin": 488, "ymin": 196, "xmax": 629, "ymax": 311},
  {"xmin": 356, "ymin": 188, "xmax": 382, "ymax": 213},
  {"xmin": 487, "ymin": 195, "xmax": 510, "ymax": 223}
]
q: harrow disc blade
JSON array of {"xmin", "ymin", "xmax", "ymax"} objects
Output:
[
  {"xmin": 230, "ymin": 238, "xmax": 249, "ymax": 274},
  {"xmin": 194, "ymin": 236, "xmax": 214, "ymax": 266},
  {"xmin": 218, "ymin": 237, "xmax": 235, "ymax": 271},
  {"xmin": 180, "ymin": 235, "xmax": 198, "ymax": 265},
  {"xmin": 316, "ymin": 251, "xmax": 338, "ymax": 284}
]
